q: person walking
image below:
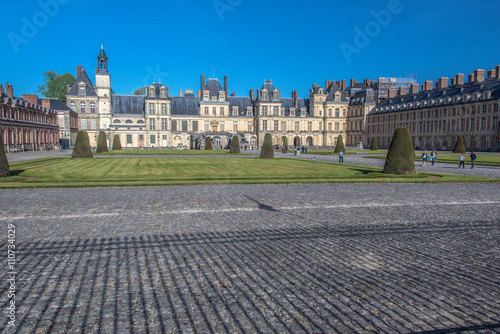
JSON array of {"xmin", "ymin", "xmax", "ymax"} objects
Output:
[
  {"xmin": 422, "ymin": 150, "xmax": 427, "ymax": 166},
  {"xmin": 339, "ymin": 150, "xmax": 344, "ymax": 163},
  {"xmin": 458, "ymin": 153, "xmax": 465, "ymax": 168},
  {"xmin": 470, "ymin": 151, "xmax": 477, "ymax": 169},
  {"xmin": 430, "ymin": 150, "xmax": 437, "ymax": 166}
]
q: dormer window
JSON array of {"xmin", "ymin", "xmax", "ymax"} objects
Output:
[
  {"xmin": 273, "ymin": 90, "xmax": 280, "ymax": 101},
  {"xmin": 78, "ymin": 83, "xmax": 86, "ymax": 95},
  {"xmin": 219, "ymin": 91, "xmax": 225, "ymax": 102},
  {"xmin": 301, "ymin": 108, "xmax": 306, "ymax": 117},
  {"xmin": 232, "ymin": 106, "xmax": 238, "ymax": 116},
  {"xmin": 246, "ymin": 106, "xmax": 253, "ymax": 116},
  {"xmin": 149, "ymin": 87, "xmax": 155, "ymax": 98},
  {"xmin": 262, "ymin": 89, "xmax": 268, "ymax": 101},
  {"xmin": 483, "ymin": 91, "xmax": 491, "ymax": 100},
  {"xmin": 335, "ymin": 92, "xmax": 341, "ymax": 102},
  {"xmin": 160, "ymin": 87, "xmax": 167, "ymax": 98}
]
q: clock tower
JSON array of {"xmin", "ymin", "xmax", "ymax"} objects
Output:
[{"xmin": 95, "ymin": 44, "xmax": 112, "ymax": 130}]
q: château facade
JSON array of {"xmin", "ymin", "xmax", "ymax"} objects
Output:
[{"xmin": 66, "ymin": 45, "xmax": 350, "ymax": 149}]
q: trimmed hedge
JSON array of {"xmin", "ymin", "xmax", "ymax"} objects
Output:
[
  {"xmin": 260, "ymin": 133, "xmax": 274, "ymax": 158},
  {"xmin": 72, "ymin": 130, "xmax": 93, "ymax": 158},
  {"xmin": 96, "ymin": 131, "xmax": 108, "ymax": 153},
  {"xmin": 205, "ymin": 136, "xmax": 213, "ymax": 150},
  {"xmin": 230, "ymin": 136, "xmax": 240, "ymax": 153},
  {"xmin": 383, "ymin": 128, "xmax": 417, "ymax": 175},
  {"xmin": 112, "ymin": 135, "xmax": 122, "ymax": 150},
  {"xmin": 453, "ymin": 135, "xmax": 465, "ymax": 153},
  {"xmin": 334, "ymin": 135, "xmax": 345, "ymax": 153},
  {"xmin": 0, "ymin": 135, "xmax": 9, "ymax": 177},
  {"xmin": 370, "ymin": 138, "xmax": 378, "ymax": 151},
  {"xmin": 282, "ymin": 136, "xmax": 288, "ymax": 149}
]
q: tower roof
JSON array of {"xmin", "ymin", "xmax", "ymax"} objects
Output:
[{"xmin": 97, "ymin": 44, "xmax": 108, "ymax": 60}]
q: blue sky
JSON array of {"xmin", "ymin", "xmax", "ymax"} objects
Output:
[{"xmin": 1, "ymin": 0, "xmax": 499, "ymax": 99}]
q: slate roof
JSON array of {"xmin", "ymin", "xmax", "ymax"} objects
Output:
[
  {"xmin": 369, "ymin": 78, "xmax": 500, "ymax": 115},
  {"xmin": 37, "ymin": 98, "xmax": 72, "ymax": 111},
  {"xmin": 281, "ymin": 98, "xmax": 310, "ymax": 116},
  {"xmin": 170, "ymin": 96, "xmax": 200, "ymax": 116},
  {"xmin": 228, "ymin": 97, "xmax": 253, "ymax": 116},
  {"xmin": 67, "ymin": 69, "xmax": 97, "ymax": 97},
  {"xmin": 97, "ymin": 45, "xmax": 108, "ymax": 60},
  {"xmin": 112, "ymin": 95, "xmax": 144, "ymax": 114},
  {"xmin": 325, "ymin": 81, "xmax": 349, "ymax": 102},
  {"xmin": 205, "ymin": 78, "xmax": 223, "ymax": 98},
  {"xmin": 146, "ymin": 82, "xmax": 169, "ymax": 99},
  {"xmin": 349, "ymin": 89, "xmax": 376, "ymax": 106}
]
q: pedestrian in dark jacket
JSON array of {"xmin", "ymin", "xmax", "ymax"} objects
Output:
[{"xmin": 470, "ymin": 151, "xmax": 476, "ymax": 169}]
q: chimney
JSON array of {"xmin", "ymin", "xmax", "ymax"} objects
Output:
[
  {"xmin": 179, "ymin": 89, "xmax": 183, "ymax": 97},
  {"xmin": 224, "ymin": 75, "xmax": 228, "ymax": 98},
  {"xmin": 249, "ymin": 89, "xmax": 255, "ymax": 103},
  {"xmin": 496, "ymin": 65, "xmax": 500, "ymax": 80},
  {"xmin": 468, "ymin": 73, "xmax": 474, "ymax": 82},
  {"xmin": 350, "ymin": 78, "xmax": 358, "ymax": 87},
  {"xmin": 487, "ymin": 69, "xmax": 496, "ymax": 79},
  {"xmin": 456, "ymin": 73, "xmax": 464, "ymax": 85},
  {"xmin": 410, "ymin": 83, "xmax": 419, "ymax": 94},
  {"xmin": 474, "ymin": 69, "xmax": 485, "ymax": 82},
  {"xmin": 201, "ymin": 74, "xmax": 205, "ymax": 93},
  {"xmin": 42, "ymin": 98, "xmax": 51, "ymax": 110},
  {"xmin": 22, "ymin": 93, "xmax": 38, "ymax": 105},
  {"xmin": 267, "ymin": 80, "xmax": 272, "ymax": 84},
  {"xmin": 436, "ymin": 77, "xmax": 449, "ymax": 89},
  {"xmin": 325, "ymin": 81, "xmax": 332, "ymax": 91},
  {"xmin": 388, "ymin": 89, "xmax": 396, "ymax": 98},
  {"xmin": 292, "ymin": 91, "xmax": 298, "ymax": 107},
  {"xmin": 397, "ymin": 86, "xmax": 407, "ymax": 96},
  {"xmin": 231, "ymin": 91, "xmax": 235, "ymax": 97},
  {"xmin": 422, "ymin": 80, "xmax": 433, "ymax": 91},
  {"xmin": 339, "ymin": 79, "xmax": 346, "ymax": 91},
  {"xmin": 76, "ymin": 65, "xmax": 83, "ymax": 77},
  {"xmin": 6, "ymin": 83, "xmax": 13, "ymax": 99},
  {"xmin": 0, "ymin": 84, "xmax": 3, "ymax": 95},
  {"xmin": 198, "ymin": 90, "xmax": 201, "ymax": 98},
  {"xmin": 451, "ymin": 78, "xmax": 456, "ymax": 86}
]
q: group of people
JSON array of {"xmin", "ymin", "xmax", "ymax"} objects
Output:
[
  {"xmin": 422, "ymin": 150, "xmax": 477, "ymax": 169},
  {"xmin": 292, "ymin": 146, "xmax": 308, "ymax": 155}
]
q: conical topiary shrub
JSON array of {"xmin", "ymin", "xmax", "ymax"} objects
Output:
[
  {"xmin": 370, "ymin": 138, "xmax": 378, "ymax": 151},
  {"xmin": 260, "ymin": 133, "xmax": 274, "ymax": 158},
  {"xmin": 0, "ymin": 136, "xmax": 9, "ymax": 178},
  {"xmin": 282, "ymin": 136, "xmax": 288, "ymax": 150},
  {"xmin": 230, "ymin": 136, "xmax": 240, "ymax": 153},
  {"xmin": 96, "ymin": 131, "xmax": 108, "ymax": 153},
  {"xmin": 72, "ymin": 130, "xmax": 93, "ymax": 158},
  {"xmin": 112, "ymin": 135, "xmax": 122, "ymax": 150},
  {"xmin": 205, "ymin": 136, "xmax": 213, "ymax": 150},
  {"xmin": 334, "ymin": 135, "xmax": 345, "ymax": 153},
  {"xmin": 453, "ymin": 135, "xmax": 465, "ymax": 153},
  {"xmin": 383, "ymin": 128, "xmax": 417, "ymax": 175}
]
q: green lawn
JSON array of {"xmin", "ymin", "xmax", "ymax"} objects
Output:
[
  {"xmin": 308, "ymin": 149, "xmax": 388, "ymax": 155},
  {"xmin": 1, "ymin": 157, "xmax": 496, "ymax": 188},
  {"xmin": 97, "ymin": 149, "xmax": 256, "ymax": 155},
  {"xmin": 365, "ymin": 153, "xmax": 500, "ymax": 166}
]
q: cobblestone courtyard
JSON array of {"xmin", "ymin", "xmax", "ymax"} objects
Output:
[{"xmin": 1, "ymin": 183, "xmax": 499, "ymax": 333}]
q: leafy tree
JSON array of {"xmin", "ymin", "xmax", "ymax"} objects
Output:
[
  {"xmin": 205, "ymin": 137, "xmax": 213, "ymax": 150},
  {"xmin": 383, "ymin": 128, "xmax": 417, "ymax": 175},
  {"xmin": 112, "ymin": 135, "xmax": 122, "ymax": 150},
  {"xmin": 370, "ymin": 138, "xmax": 378, "ymax": 150},
  {"xmin": 453, "ymin": 135, "xmax": 465, "ymax": 153},
  {"xmin": 134, "ymin": 87, "xmax": 146, "ymax": 95},
  {"xmin": 0, "ymin": 136, "xmax": 9, "ymax": 177},
  {"xmin": 260, "ymin": 133, "xmax": 274, "ymax": 158},
  {"xmin": 230, "ymin": 136, "xmax": 240, "ymax": 153},
  {"xmin": 38, "ymin": 71, "xmax": 75, "ymax": 103},
  {"xmin": 72, "ymin": 130, "xmax": 93, "ymax": 158},
  {"xmin": 334, "ymin": 135, "xmax": 345, "ymax": 153},
  {"xmin": 96, "ymin": 131, "xmax": 108, "ymax": 153}
]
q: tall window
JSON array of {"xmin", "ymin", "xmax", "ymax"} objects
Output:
[
  {"xmin": 471, "ymin": 106, "xmax": 476, "ymax": 115},
  {"xmin": 78, "ymin": 84, "xmax": 86, "ymax": 95},
  {"xmin": 470, "ymin": 118, "xmax": 476, "ymax": 131},
  {"xmin": 150, "ymin": 135, "xmax": 155, "ymax": 144},
  {"xmin": 335, "ymin": 108, "xmax": 339, "ymax": 118},
  {"xmin": 204, "ymin": 107, "xmax": 209, "ymax": 115},
  {"xmin": 461, "ymin": 119, "xmax": 465, "ymax": 131},
  {"xmin": 308, "ymin": 122, "xmax": 312, "ymax": 132},
  {"xmin": 220, "ymin": 121, "xmax": 224, "ymax": 131},
  {"xmin": 80, "ymin": 102, "xmax": 86, "ymax": 113},
  {"xmin": 205, "ymin": 122, "xmax": 209, "ymax": 132},
  {"xmin": 149, "ymin": 118, "xmax": 155, "ymax": 130},
  {"xmin": 233, "ymin": 122, "xmax": 238, "ymax": 132},
  {"xmin": 335, "ymin": 122, "xmax": 339, "ymax": 132},
  {"xmin": 149, "ymin": 88, "xmax": 155, "ymax": 98},
  {"xmin": 161, "ymin": 118, "xmax": 167, "ymax": 130},
  {"xmin": 90, "ymin": 119, "xmax": 96, "ymax": 130},
  {"xmin": 171, "ymin": 120, "xmax": 177, "ymax": 131},
  {"xmin": 295, "ymin": 122, "xmax": 299, "ymax": 132},
  {"xmin": 262, "ymin": 120, "xmax": 267, "ymax": 131},
  {"xmin": 220, "ymin": 107, "xmax": 224, "ymax": 116},
  {"xmin": 481, "ymin": 117, "xmax": 486, "ymax": 130},
  {"xmin": 274, "ymin": 106, "xmax": 279, "ymax": 116},
  {"xmin": 482, "ymin": 105, "xmax": 487, "ymax": 113},
  {"xmin": 182, "ymin": 120, "xmax": 188, "ymax": 131},
  {"xmin": 328, "ymin": 109, "xmax": 332, "ymax": 117},
  {"xmin": 80, "ymin": 119, "xmax": 87, "ymax": 130},
  {"xmin": 193, "ymin": 121, "xmax": 198, "ymax": 132},
  {"xmin": 127, "ymin": 135, "xmax": 132, "ymax": 144},
  {"xmin": 247, "ymin": 121, "xmax": 252, "ymax": 132},
  {"xmin": 149, "ymin": 103, "xmax": 155, "ymax": 115},
  {"xmin": 212, "ymin": 107, "xmax": 216, "ymax": 115},
  {"xmin": 90, "ymin": 102, "xmax": 95, "ymax": 114},
  {"xmin": 70, "ymin": 102, "xmax": 76, "ymax": 111},
  {"xmin": 282, "ymin": 121, "xmax": 286, "ymax": 132},
  {"xmin": 274, "ymin": 120, "xmax": 279, "ymax": 131},
  {"xmin": 470, "ymin": 136, "xmax": 475, "ymax": 148},
  {"xmin": 161, "ymin": 103, "xmax": 167, "ymax": 115}
]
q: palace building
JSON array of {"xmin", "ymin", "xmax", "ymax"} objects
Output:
[{"xmin": 66, "ymin": 45, "xmax": 350, "ymax": 149}]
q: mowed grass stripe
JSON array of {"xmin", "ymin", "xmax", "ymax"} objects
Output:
[{"xmin": 1, "ymin": 157, "xmax": 497, "ymax": 188}]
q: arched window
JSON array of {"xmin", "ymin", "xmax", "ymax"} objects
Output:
[
  {"xmin": 113, "ymin": 119, "xmax": 121, "ymax": 123},
  {"xmin": 125, "ymin": 119, "xmax": 133, "ymax": 124},
  {"xmin": 80, "ymin": 102, "xmax": 86, "ymax": 113},
  {"xmin": 137, "ymin": 120, "xmax": 145, "ymax": 124}
]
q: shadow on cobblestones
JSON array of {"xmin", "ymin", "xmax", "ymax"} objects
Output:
[{"xmin": 3, "ymin": 218, "xmax": 500, "ymax": 333}]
